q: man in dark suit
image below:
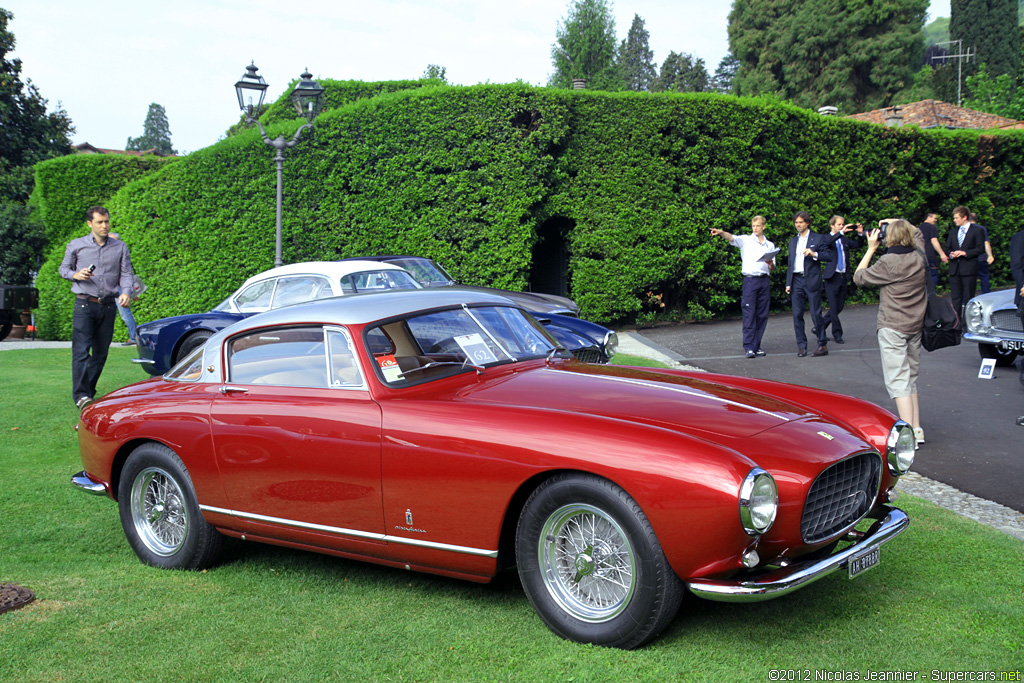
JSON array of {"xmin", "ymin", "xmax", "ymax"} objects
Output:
[
  {"xmin": 945, "ymin": 205, "xmax": 987, "ymax": 327},
  {"xmin": 786, "ymin": 211, "xmax": 833, "ymax": 356},
  {"xmin": 1011, "ymin": 228, "xmax": 1024, "ymax": 426},
  {"xmin": 820, "ymin": 215, "xmax": 864, "ymax": 344}
]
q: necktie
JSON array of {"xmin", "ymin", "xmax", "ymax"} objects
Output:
[
  {"xmin": 959, "ymin": 226, "xmax": 967, "ymax": 247},
  {"xmin": 836, "ymin": 239, "xmax": 844, "ymax": 272}
]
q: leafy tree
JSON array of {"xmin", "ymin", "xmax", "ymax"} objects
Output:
[
  {"xmin": 923, "ymin": 16, "xmax": 950, "ymax": 47},
  {"xmin": 711, "ymin": 53, "xmax": 739, "ymax": 95},
  {"xmin": 549, "ymin": 0, "xmax": 621, "ymax": 90},
  {"xmin": 964, "ymin": 63, "xmax": 1024, "ymax": 117},
  {"xmin": 125, "ymin": 102, "xmax": 176, "ymax": 155},
  {"xmin": 1, "ymin": 7, "xmax": 73, "ymax": 202},
  {"xmin": 421, "ymin": 64, "xmax": 448, "ymax": 83},
  {"xmin": 616, "ymin": 14, "xmax": 656, "ymax": 91},
  {"xmin": 951, "ymin": 0, "xmax": 1019, "ymax": 81},
  {"xmin": 1, "ymin": 7, "xmax": 71, "ymax": 284},
  {"xmin": 0, "ymin": 201, "xmax": 46, "ymax": 284},
  {"xmin": 653, "ymin": 51, "xmax": 709, "ymax": 93},
  {"xmin": 729, "ymin": 0, "xmax": 928, "ymax": 113}
]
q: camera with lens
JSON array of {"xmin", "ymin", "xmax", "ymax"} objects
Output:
[{"xmin": 877, "ymin": 221, "xmax": 888, "ymax": 242}]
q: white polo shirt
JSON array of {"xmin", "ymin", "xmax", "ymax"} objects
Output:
[{"xmin": 730, "ymin": 234, "xmax": 775, "ymax": 277}]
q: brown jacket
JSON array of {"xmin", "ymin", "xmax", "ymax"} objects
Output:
[{"xmin": 853, "ymin": 250, "xmax": 928, "ymax": 335}]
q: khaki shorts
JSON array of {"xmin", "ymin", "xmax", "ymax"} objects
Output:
[{"xmin": 877, "ymin": 327, "xmax": 922, "ymax": 399}]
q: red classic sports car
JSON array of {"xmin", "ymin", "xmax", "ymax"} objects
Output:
[{"xmin": 73, "ymin": 289, "xmax": 914, "ymax": 649}]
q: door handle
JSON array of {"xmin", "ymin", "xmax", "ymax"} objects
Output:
[{"xmin": 219, "ymin": 385, "xmax": 249, "ymax": 394}]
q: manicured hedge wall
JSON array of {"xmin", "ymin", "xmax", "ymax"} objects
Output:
[
  {"xmin": 31, "ymin": 83, "xmax": 1024, "ymax": 340},
  {"xmin": 30, "ymin": 154, "xmax": 177, "ymax": 339}
]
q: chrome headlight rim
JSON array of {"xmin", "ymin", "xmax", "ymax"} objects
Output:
[
  {"xmin": 886, "ymin": 420, "xmax": 916, "ymax": 476},
  {"xmin": 603, "ymin": 331, "xmax": 619, "ymax": 358},
  {"xmin": 739, "ymin": 467, "xmax": 778, "ymax": 536},
  {"xmin": 966, "ymin": 300, "xmax": 985, "ymax": 333}
]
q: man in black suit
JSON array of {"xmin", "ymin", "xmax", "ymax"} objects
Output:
[
  {"xmin": 945, "ymin": 205, "xmax": 987, "ymax": 327},
  {"xmin": 786, "ymin": 211, "xmax": 833, "ymax": 356},
  {"xmin": 1011, "ymin": 228, "xmax": 1024, "ymax": 426},
  {"xmin": 821, "ymin": 215, "xmax": 864, "ymax": 344}
]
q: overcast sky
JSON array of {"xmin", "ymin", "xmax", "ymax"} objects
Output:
[{"xmin": 5, "ymin": 0, "xmax": 950, "ymax": 154}]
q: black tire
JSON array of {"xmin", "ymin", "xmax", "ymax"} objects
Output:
[
  {"xmin": 978, "ymin": 343, "xmax": 1019, "ymax": 367},
  {"xmin": 515, "ymin": 473, "xmax": 683, "ymax": 649},
  {"xmin": 173, "ymin": 330, "xmax": 212, "ymax": 366},
  {"xmin": 118, "ymin": 442, "xmax": 223, "ymax": 570}
]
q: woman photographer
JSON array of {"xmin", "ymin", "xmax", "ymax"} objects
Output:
[{"xmin": 853, "ymin": 219, "xmax": 929, "ymax": 445}]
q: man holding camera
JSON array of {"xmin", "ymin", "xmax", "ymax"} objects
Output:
[{"xmin": 59, "ymin": 206, "xmax": 134, "ymax": 410}]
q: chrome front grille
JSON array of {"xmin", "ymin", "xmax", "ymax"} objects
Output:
[
  {"xmin": 991, "ymin": 310, "xmax": 1023, "ymax": 335},
  {"xmin": 571, "ymin": 346, "xmax": 606, "ymax": 364},
  {"xmin": 801, "ymin": 452, "xmax": 881, "ymax": 543}
]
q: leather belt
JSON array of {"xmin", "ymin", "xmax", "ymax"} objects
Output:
[
  {"xmin": 742, "ymin": 273, "xmax": 769, "ymax": 278},
  {"xmin": 76, "ymin": 294, "xmax": 115, "ymax": 305}
]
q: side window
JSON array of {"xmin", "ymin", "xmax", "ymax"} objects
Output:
[
  {"xmin": 228, "ymin": 327, "xmax": 329, "ymax": 387},
  {"xmin": 271, "ymin": 276, "xmax": 332, "ymax": 308},
  {"xmin": 234, "ymin": 279, "xmax": 276, "ymax": 313},
  {"xmin": 327, "ymin": 328, "xmax": 362, "ymax": 387}
]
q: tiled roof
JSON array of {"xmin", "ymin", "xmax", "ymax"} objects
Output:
[
  {"xmin": 845, "ymin": 99, "xmax": 1019, "ymax": 129},
  {"xmin": 72, "ymin": 142, "xmax": 176, "ymax": 157}
]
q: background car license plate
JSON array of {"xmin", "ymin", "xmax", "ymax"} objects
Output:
[
  {"xmin": 848, "ymin": 547, "xmax": 880, "ymax": 578},
  {"xmin": 1000, "ymin": 340, "xmax": 1023, "ymax": 351}
]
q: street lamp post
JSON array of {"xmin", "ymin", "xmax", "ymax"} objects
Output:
[{"xmin": 234, "ymin": 63, "xmax": 325, "ymax": 268}]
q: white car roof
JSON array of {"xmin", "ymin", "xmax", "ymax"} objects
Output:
[{"xmin": 237, "ymin": 260, "xmax": 412, "ymax": 289}]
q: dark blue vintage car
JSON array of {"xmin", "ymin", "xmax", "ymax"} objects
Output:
[{"xmin": 134, "ymin": 260, "xmax": 617, "ymax": 375}]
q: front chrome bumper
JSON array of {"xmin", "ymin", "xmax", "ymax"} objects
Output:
[
  {"xmin": 71, "ymin": 471, "xmax": 109, "ymax": 496},
  {"xmin": 686, "ymin": 506, "xmax": 909, "ymax": 603}
]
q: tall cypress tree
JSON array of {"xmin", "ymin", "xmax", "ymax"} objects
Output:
[
  {"xmin": 617, "ymin": 14, "xmax": 656, "ymax": 91},
  {"xmin": 549, "ymin": 0, "xmax": 621, "ymax": 90},
  {"xmin": 126, "ymin": 103, "xmax": 176, "ymax": 155},
  {"xmin": 729, "ymin": 0, "xmax": 928, "ymax": 113},
  {"xmin": 951, "ymin": 0, "xmax": 1020, "ymax": 81}
]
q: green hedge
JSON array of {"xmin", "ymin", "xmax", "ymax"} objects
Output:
[
  {"xmin": 30, "ymin": 154, "xmax": 177, "ymax": 339},
  {"xmin": 31, "ymin": 84, "xmax": 1024, "ymax": 339}
]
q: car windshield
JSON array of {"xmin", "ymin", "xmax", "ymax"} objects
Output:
[
  {"xmin": 340, "ymin": 269, "xmax": 421, "ymax": 293},
  {"xmin": 386, "ymin": 258, "xmax": 455, "ymax": 286},
  {"xmin": 368, "ymin": 305, "xmax": 562, "ymax": 385}
]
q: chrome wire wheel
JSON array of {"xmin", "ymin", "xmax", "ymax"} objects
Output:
[
  {"xmin": 538, "ymin": 503, "xmax": 637, "ymax": 623},
  {"xmin": 130, "ymin": 466, "xmax": 189, "ymax": 557}
]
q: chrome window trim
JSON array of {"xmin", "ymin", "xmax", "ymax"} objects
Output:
[
  {"xmin": 199, "ymin": 505, "xmax": 498, "ymax": 558},
  {"xmin": 325, "ymin": 325, "xmax": 368, "ymax": 391}
]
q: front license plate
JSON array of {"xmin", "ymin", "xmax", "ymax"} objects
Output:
[
  {"xmin": 1000, "ymin": 340, "xmax": 1024, "ymax": 351},
  {"xmin": 848, "ymin": 547, "xmax": 880, "ymax": 578}
]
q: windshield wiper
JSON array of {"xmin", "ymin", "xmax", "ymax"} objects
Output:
[{"xmin": 398, "ymin": 359, "xmax": 486, "ymax": 379}]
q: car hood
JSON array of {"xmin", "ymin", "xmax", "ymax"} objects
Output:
[
  {"xmin": 441, "ymin": 285, "xmax": 577, "ymax": 315},
  {"xmin": 458, "ymin": 363, "xmax": 825, "ymax": 440}
]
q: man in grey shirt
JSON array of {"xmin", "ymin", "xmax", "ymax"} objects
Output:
[{"xmin": 59, "ymin": 206, "xmax": 134, "ymax": 409}]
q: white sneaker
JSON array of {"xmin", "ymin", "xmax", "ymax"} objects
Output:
[{"xmin": 913, "ymin": 427, "xmax": 924, "ymax": 444}]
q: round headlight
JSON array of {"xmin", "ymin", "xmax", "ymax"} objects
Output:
[
  {"xmin": 604, "ymin": 331, "xmax": 618, "ymax": 358},
  {"xmin": 739, "ymin": 468, "xmax": 778, "ymax": 535},
  {"xmin": 966, "ymin": 300, "xmax": 985, "ymax": 333},
  {"xmin": 886, "ymin": 421, "xmax": 916, "ymax": 475}
]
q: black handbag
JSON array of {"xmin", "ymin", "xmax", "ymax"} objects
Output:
[{"xmin": 917, "ymin": 250, "xmax": 961, "ymax": 352}]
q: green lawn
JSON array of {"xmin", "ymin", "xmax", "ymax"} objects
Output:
[{"xmin": 1, "ymin": 348, "xmax": 1021, "ymax": 682}]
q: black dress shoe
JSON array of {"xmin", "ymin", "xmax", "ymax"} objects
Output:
[
  {"xmin": 797, "ymin": 347, "xmax": 807, "ymax": 357},
  {"xmin": 754, "ymin": 349, "xmax": 766, "ymax": 357},
  {"xmin": 812, "ymin": 345, "xmax": 829, "ymax": 357},
  {"xmin": 834, "ymin": 337, "xmax": 845, "ymax": 344}
]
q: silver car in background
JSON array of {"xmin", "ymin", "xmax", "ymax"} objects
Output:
[{"xmin": 964, "ymin": 288, "xmax": 1024, "ymax": 386}]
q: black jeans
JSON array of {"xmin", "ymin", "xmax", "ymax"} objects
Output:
[{"xmin": 72, "ymin": 299, "xmax": 116, "ymax": 402}]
